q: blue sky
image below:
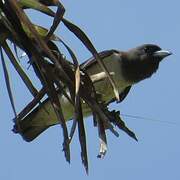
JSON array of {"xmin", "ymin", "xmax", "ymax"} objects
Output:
[{"xmin": 0, "ymin": 0, "xmax": 180, "ymax": 179}]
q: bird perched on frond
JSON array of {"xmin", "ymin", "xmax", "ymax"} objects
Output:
[{"xmin": 13, "ymin": 44, "xmax": 172, "ymax": 142}]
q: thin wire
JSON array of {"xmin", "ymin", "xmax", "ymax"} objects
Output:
[{"xmin": 121, "ymin": 113, "xmax": 179, "ymax": 125}]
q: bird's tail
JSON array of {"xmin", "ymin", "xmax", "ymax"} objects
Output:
[
  {"xmin": 12, "ymin": 120, "xmax": 52, "ymax": 142},
  {"xmin": 12, "ymin": 100, "xmax": 58, "ymax": 142}
]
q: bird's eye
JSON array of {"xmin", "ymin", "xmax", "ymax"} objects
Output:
[
  {"xmin": 143, "ymin": 47, "xmax": 149, "ymax": 53},
  {"xmin": 143, "ymin": 47, "xmax": 153, "ymax": 55}
]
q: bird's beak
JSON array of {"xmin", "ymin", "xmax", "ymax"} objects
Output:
[{"xmin": 153, "ymin": 50, "xmax": 172, "ymax": 59}]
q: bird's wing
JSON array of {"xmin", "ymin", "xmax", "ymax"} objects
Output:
[
  {"xmin": 20, "ymin": 50, "xmax": 119, "ymax": 119},
  {"xmin": 107, "ymin": 86, "xmax": 132, "ymax": 104},
  {"xmin": 81, "ymin": 50, "xmax": 131, "ymax": 104},
  {"xmin": 80, "ymin": 49, "xmax": 119, "ymax": 70}
]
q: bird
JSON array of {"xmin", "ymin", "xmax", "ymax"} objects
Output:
[{"xmin": 13, "ymin": 44, "xmax": 172, "ymax": 142}]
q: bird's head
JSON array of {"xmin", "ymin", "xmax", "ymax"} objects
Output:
[{"xmin": 121, "ymin": 44, "xmax": 172, "ymax": 83}]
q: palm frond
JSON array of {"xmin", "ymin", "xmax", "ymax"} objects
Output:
[{"xmin": 0, "ymin": 0, "xmax": 137, "ymax": 173}]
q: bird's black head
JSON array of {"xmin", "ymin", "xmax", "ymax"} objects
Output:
[{"xmin": 121, "ymin": 44, "xmax": 172, "ymax": 83}]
